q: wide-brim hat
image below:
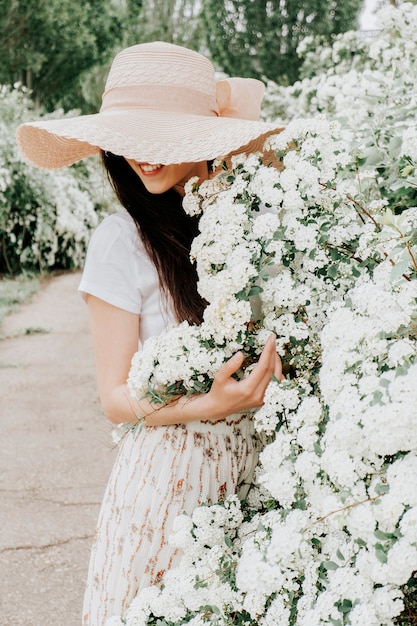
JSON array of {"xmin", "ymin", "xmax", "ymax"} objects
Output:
[{"xmin": 16, "ymin": 42, "xmax": 284, "ymax": 169}]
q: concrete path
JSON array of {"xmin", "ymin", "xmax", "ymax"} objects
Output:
[{"xmin": 0, "ymin": 272, "xmax": 116, "ymax": 626}]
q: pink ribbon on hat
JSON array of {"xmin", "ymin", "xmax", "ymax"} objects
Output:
[
  {"xmin": 101, "ymin": 76, "xmax": 265, "ymax": 121},
  {"xmin": 216, "ymin": 77, "xmax": 265, "ymax": 121}
]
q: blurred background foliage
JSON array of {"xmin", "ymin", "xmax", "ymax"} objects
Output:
[
  {"xmin": 0, "ymin": 0, "xmax": 405, "ymax": 277},
  {"xmin": 0, "ymin": 0, "xmax": 364, "ymax": 114}
]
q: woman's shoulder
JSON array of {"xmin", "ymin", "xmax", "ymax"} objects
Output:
[
  {"xmin": 90, "ymin": 209, "xmax": 145, "ymax": 255},
  {"xmin": 95, "ymin": 208, "xmax": 137, "ymax": 236}
]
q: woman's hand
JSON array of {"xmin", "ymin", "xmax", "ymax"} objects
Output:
[
  {"xmin": 87, "ymin": 294, "xmax": 284, "ymax": 426},
  {"xmin": 200, "ymin": 334, "xmax": 284, "ymax": 421}
]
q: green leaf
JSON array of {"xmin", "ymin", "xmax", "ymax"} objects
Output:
[
  {"xmin": 294, "ymin": 498, "xmax": 307, "ymax": 510},
  {"xmin": 248, "ymin": 284, "xmax": 263, "ymax": 297},
  {"xmin": 374, "ymin": 529, "xmax": 390, "ymax": 541},
  {"xmin": 235, "ymin": 289, "xmax": 247, "ymax": 301},
  {"xmin": 314, "ymin": 442, "xmax": 323, "ymax": 456},
  {"xmin": 375, "ymin": 545, "xmax": 388, "ymax": 564},
  {"xmin": 337, "ymin": 598, "xmax": 353, "ymax": 613},
  {"xmin": 327, "ymin": 264, "xmax": 338, "ymax": 278},
  {"xmin": 330, "ymin": 247, "xmax": 342, "ymax": 261},
  {"xmin": 200, "ymin": 604, "xmax": 221, "ymax": 615},
  {"xmin": 390, "ymin": 259, "xmax": 410, "ymax": 281},
  {"xmin": 370, "ymin": 390, "xmax": 383, "ymax": 405},
  {"xmin": 401, "ymin": 165, "xmax": 417, "ymax": 177},
  {"xmin": 375, "ymin": 483, "xmax": 389, "ymax": 495},
  {"xmin": 396, "ymin": 365, "xmax": 408, "ymax": 376},
  {"xmin": 336, "ymin": 549, "xmax": 345, "ymax": 561}
]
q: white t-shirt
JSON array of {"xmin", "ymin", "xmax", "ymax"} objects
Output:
[{"xmin": 78, "ymin": 209, "xmax": 175, "ymax": 346}]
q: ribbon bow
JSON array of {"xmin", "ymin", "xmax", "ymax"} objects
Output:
[{"xmin": 216, "ymin": 77, "xmax": 266, "ymax": 121}]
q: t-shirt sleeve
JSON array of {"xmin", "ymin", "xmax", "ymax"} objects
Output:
[{"xmin": 78, "ymin": 214, "xmax": 143, "ymax": 314}]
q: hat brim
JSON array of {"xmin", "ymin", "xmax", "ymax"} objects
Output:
[{"xmin": 16, "ymin": 110, "xmax": 284, "ymax": 170}]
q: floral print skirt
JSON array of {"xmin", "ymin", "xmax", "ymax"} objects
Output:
[{"xmin": 82, "ymin": 415, "xmax": 257, "ymax": 626}]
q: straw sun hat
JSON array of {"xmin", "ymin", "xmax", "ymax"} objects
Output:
[{"xmin": 16, "ymin": 41, "xmax": 284, "ymax": 170}]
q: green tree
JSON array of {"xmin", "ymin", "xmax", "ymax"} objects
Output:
[
  {"xmin": 123, "ymin": 0, "xmax": 202, "ymax": 49},
  {"xmin": 201, "ymin": 0, "xmax": 363, "ymax": 85},
  {"xmin": 0, "ymin": 0, "xmax": 124, "ymax": 112},
  {"xmin": 73, "ymin": 0, "xmax": 204, "ymax": 113}
]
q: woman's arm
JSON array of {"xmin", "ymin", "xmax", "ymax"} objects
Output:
[{"xmin": 86, "ymin": 294, "xmax": 283, "ymax": 427}]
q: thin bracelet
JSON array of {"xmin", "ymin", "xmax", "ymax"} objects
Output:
[{"xmin": 111, "ymin": 414, "xmax": 145, "ymax": 444}]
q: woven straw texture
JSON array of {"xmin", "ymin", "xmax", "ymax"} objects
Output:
[{"xmin": 16, "ymin": 42, "xmax": 284, "ymax": 169}]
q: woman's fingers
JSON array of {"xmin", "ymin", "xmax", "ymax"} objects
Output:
[
  {"xmin": 274, "ymin": 353, "xmax": 285, "ymax": 381},
  {"xmin": 245, "ymin": 335, "xmax": 277, "ymax": 387},
  {"xmin": 207, "ymin": 335, "xmax": 284, "ymax": 419},
  {"xmin": 217, "ymin": 335, "xmax": 279, "ymax": 388},
  {"xmin": 213, "ymin": 334, "xmax": 283, "ymax": 400},
  {"xmin": 214, "ymin": 350, "xmax": 244, "ymax": 384}
]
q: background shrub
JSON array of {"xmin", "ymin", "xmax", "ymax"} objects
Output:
[{"xmin": 0, "ymin": 85, "xmax": 115, "ymax": 275}]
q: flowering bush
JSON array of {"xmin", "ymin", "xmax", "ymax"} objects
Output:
[
  {"xmin": 0, "ymin": 84, "xmax": 114, "ymax": 274},
  {"xmin": 262, "ymin": 1, "xmax": 417, "ymax": 215},
  {"xmin": 128, "ymin": 118, "xmax": 354, "ymax": 409},
  {"xmin": 113, "ymin": 5, "xmax": 417, "ymax": 625}
]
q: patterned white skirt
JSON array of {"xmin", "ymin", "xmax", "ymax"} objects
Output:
[{"xmin": 82, "ymin": 415, "xmax": 258, "ymax": 626}]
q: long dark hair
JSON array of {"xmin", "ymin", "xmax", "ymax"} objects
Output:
[{"xmin": 102, "ymin": 152, "xmax": 206, "ymax": 325}]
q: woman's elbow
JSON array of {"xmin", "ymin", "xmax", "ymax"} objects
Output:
[{"xmin": 99, "ymin": 386, "xmax": 134, "ymax": 424}]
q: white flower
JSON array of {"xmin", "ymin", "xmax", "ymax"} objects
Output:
[
  {"xmin": 236, "ymin": 538, "xmax": 284, "ymax": 597},
  {"xmin": 254, "ymin": 381, "xmax": 301, "ymax": 434},
  {"xmin": 320, "ymin": 448, "xmax": 358, "ymax": 489},
  {"xmin": 169, "ymin": 513, "xmax": 194, "ymax": 549},
  {"xmin": 386, "ymin": 539, "xmax": 417, "ymax": 585},
  {"xmin": 203, "ymin": 298, "xmax": 251, "ymax": 342},
  {"xmin": 372, "ymin": 494, "xmax": 406, "ymax": 534},
  {"xmin": 294, "ymin": 451, "xmax": 321, "ymax": 484},
  {"xmin": 248, "ymin": 165, "xmax": 283, "ymax": 206},
  {"xmin": 373, "ymin": 586, "xmax": 405, "ymax": 622},
  {"xmin": 348, "ymin": 602, "xmax": 380, "ymax": 626},
  {"xmin": 344, "ymin": 500, "xmax": 377, "ymax": 543},
  {"xmin": 242, "ymin": 592, "xmax": 269, "ymax": 619},
  {"xmin": 386, "ymin": 453, "xmax": 417, "ymax": 507},
  {"xmin": 260, "ymin": 460, "xmax": 298, "ymax": 505},
  {"xmin": 282, "ymin": 188, "xmax": 305, "ymax": 210},
  {"xmin": 252, "ymin": 211, "xmax": 280, "ymax": 240},
  {"xmin": 399, "ymin": 506, "xmax": 417, "ymax": 542},
  {"xmin": 327, "ymin": 567, "xmax": 372, "ymax": 601},
  {"xmin": 259, "ymin": 595, "xmax": 291, "ymax": 625},
  {"xmin": 401, "ymin": 126, "xmax": 417, "ymax": 160}
]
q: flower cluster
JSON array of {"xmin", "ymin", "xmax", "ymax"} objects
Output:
[
  {"xmin": 106, "ymin": 497, "xmax": 246, "ymax": 626},
  {"xmin": 122, "ymin": 109, "xmax": 417, "ymax": 626},
  {"xmin": 128, "ymin": 153, "xmax": 282, "ymax": 405},
  {"xmin": 263, "ymin": 2, "xmax": 417, "ymax": 215},
  {"xmin": 128, "ymin": 117, "xmax": 357, "ymax": 408},
  {"xmin": 116, "ymin": 6, "xmax": 417, "ymax": 625}
]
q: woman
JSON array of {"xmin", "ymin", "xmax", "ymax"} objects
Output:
[{"xmin": 17, "ymin": 41, "xmax": 284, "ymax": 625}]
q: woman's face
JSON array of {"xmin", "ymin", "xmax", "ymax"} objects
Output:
[{"xmin": 125, "ymin": 159, "xmax": 208, "ymax": 196}]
